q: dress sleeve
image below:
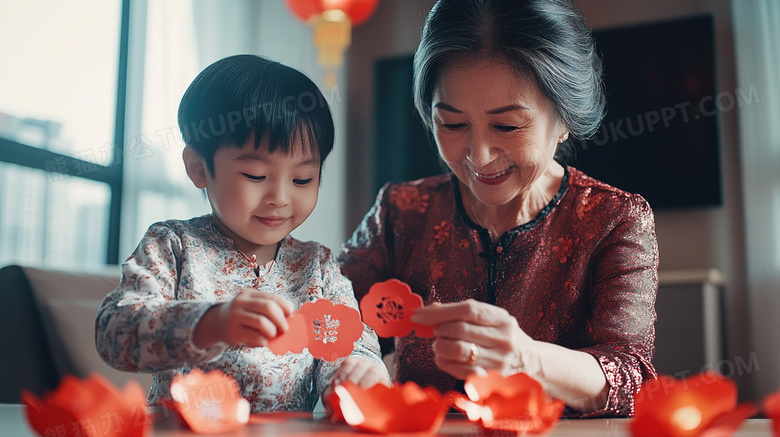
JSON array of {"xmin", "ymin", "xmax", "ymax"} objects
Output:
[
  {"xmin": 575, "ymin": 195, "xmax": 659, "ymax": 417},
  {"xmin": 338, "ymin": 183, "xmax": 394, "ymax": 301},
  {"xmin": 315, "ymin": 248, "xmax": 389, "ymax": 397},
  {"xmin": 95, "ymin": 224, "xmax": 224, "ymax": 373}
]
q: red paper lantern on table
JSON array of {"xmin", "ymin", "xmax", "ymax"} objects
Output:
[{"xmin": 284, "ymin": 0, "xmax": 380, "ymax": 86}]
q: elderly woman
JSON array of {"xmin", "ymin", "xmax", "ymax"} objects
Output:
[{"xmin": 339, "ymin": 0, "xmax": 658, "ymax": 417}]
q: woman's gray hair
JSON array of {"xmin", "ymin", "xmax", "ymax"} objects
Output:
[{"xmin": 413, "ymin": 0, "xmax": 605, "ymax": 143}]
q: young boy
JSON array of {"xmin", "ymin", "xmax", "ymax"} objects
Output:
[{"xmin": 96, "ymin": 55, "xmax": 389, "ymax": 412}]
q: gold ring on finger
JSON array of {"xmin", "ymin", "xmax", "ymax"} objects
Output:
[{"xmin": 467, "ymin": 343, "xmax": 479, "ymax": 365}]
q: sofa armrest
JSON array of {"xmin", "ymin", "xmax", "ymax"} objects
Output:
[
  {"xmin": 0, "ymin": 265, "xmax": 60, "ymax": 403},
  {"xmin": 0, "ymin": 265, "xmax": 153, "ymax": 403}
]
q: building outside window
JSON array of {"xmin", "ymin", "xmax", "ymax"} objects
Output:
[{"xmin": 0, "ymin": 0, "xmax": 209, "ymax": 269}]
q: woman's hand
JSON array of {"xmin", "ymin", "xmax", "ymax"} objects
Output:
[
  {"xmin": 410, "ymin": 299, "xmax": 538, "ymax": 380},
  {"xmin": 193, "ymin": 288, "xmax": 294, "ymax": 349},
  {"xmin": 332, "ymin": 356, "xmax": 392, "ymax": 389}
]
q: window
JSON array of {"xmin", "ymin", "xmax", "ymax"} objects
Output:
[
  {"xmin": 0, "ymin": 1, "xmax": 334, "ymax": 269},
  {"xmin": 120, "ymin": 0, "xmax": 209, "ymax": 258},
  {"xmin": 0, "ymin": 0, "xmax": 127, "ymax": 268}
]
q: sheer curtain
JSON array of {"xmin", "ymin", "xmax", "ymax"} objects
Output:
[
  {"xmin": 250, "ymin": 1, "xmax": 348, "ymax": 252},
  {"xmin": 121, "ymin": 0, "xmax": 209, "ymax": 257},
  {"xmin": 732, "ymin": 0, "xmax": 780, "ymax": 399}
]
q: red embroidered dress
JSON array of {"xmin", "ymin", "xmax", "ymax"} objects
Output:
[{"xmin": 339, "ymin": 167, "xmax": 658, "ymax": 417}]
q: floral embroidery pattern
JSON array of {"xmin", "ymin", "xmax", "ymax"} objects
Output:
[
  {"xmin": 222, "ymin": 256, "xmax": 240, "ymax": 275},
  {"xmin": 389, "ymin": 186, "xmax": 429, "ymax": 213},
  {"xmin": 433, "ymin": 221, "xmax": 451, "ymax": 245},
  {"xmin": 563, "ymin": 280, "xmax": 579, "ymax": 298},
  {"xmin": 430, "ymin": 260, "xmax": 446, "ymax": 280},
  {"xmin": 285, "ymin": 257, "xmax": 306, "ymax": 273},
  {"xmin": 576, "ymin": 192, "xmax": 601, "ymax": 219},
  {"xmin": 551, "ymin": 234, "xmax": 575, "ymax": 264}
]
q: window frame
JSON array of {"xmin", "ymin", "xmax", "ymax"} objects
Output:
[{"xmin": 0, "ymin": 0, "xmax": 129, "ymax": 265}]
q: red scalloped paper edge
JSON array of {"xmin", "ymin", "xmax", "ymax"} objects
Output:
[
  {"xmin": 359, "ymin": 279, "xmax": 434, "ymax": 338},
  {"xmin": 630, "ymin": 372, "xmax": 755, "ymax": 437},
  {"xmin": 764, "ymin": 388, "xmax": 780, "ymax": 437},
  {"xmin": 326, "ymin": 381, "xmax": 449, "ymax": 434},
  {"xmin": 269, "ymin": 299, "xmax": 364, "ymax": 362},
  {"xmin": 22, "ymin": 374, "xmax": 149, "ymax": 437},
  {"xmin": 267, "ymin": 311, "xmax": 308, "ymax": 355},
  {"xmin": 453, "ymin": 370, "xmax": 564, "ymax": 435},
  {"xmin": 168, "ymin": 369, "xmax": 250, "ymax": 434}
]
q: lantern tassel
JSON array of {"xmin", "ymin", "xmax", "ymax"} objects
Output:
[{"xmin": 312, "ymin": 9, "xmax": 351, "ymax": 87}]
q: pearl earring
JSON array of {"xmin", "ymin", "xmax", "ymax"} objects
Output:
[{"xmin": 558, "ymin": 132, "xmax": 569, "ymax": 144}]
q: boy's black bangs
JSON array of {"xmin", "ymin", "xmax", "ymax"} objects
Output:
[
  {"xmin": 177, "ymin": 55, "xmax": 334, "ymax": 174},
  {"xmin": 247, "ymin": 100, "xmax": 322, "ymax": 160},
  {"xmin": 239, "ymin": 63, "xmax": 333, "ymax": 161}
]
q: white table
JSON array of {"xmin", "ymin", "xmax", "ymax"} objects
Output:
[{"xmin": 0, "ymin": 404, "xmax": 774, "ymax": 436}]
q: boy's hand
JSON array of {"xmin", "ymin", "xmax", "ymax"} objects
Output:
[
  {"xmin": 324, "ymin": 356, "xmax": 391, "ymax": 417},
  {"xmin": 332, "ymin": 356, "xmax": 392, "ymax": 389},
  {"xmin": 194, "ymin": 288, "xmax": 294, "ymax": 349}
]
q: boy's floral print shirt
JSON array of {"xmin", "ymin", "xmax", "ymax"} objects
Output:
[
  {"xmin": 96, "ymin": 215, "xmax": 386, "ymax": 412},
  {"xmin": 339, "ymin": 167, "xmax": 659, "ymax": 418}
]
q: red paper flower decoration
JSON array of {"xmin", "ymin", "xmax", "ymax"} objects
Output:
[
  {"xmin": 360, "ymin": 279, "xmax": 434, "ymax": 338},
  {"xmin": 453, "ymin": 370, "xmax": 564, "ymax": 436},
  {"xmin": 763, "ymin": 388, "xmax": 780, "ymax": 436},
  {"xmin": 22, "ymin": 374, "xmax": 149, "ymax": 437},
  {"xmin": 168, "ymin": 369, "xmax": 250, "ymax": 434},
  {"xmin": 630, "ymin": 372, "xmax": 757, "ymax": 437},
  {"xmin": 284, "ymin": 0, "xmax": 379, "ymax": 26},
  {"xmin": 326, "ymin": 381, "xmax": 449, "ymax": 434},
  {"xmin": 269, "ymin": 299, "xmax": 364, "ymax": 362}
]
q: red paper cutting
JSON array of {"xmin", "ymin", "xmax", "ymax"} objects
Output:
[
  {"xmin": 630, "ymin": 372, "xmax": 756, "ymax": 437},
  {"xmin": 763, "ymin": 387, "xmax": 780, "ymax": 436},
  {"xmin": 360, "ymin": 279, "xmax": 434, "ymax": 338},
  {"xmin": 267, "ymin": 310, "xmax": 308, "ymax": 355},
  {"xmin": 326, "ymin": 381, "xmax": 449, "ymax": 434},
  {"xmin": 453, "ymin": 370, "xmax": 564, "ymax": 436},
  {"xmin": 700, "ymin": 402, "xmax": 758, "ymax": 437},
  {"xmin": 168, "ymin": 369, "xmax": 250, "ymax": 434},
  {"xmin": 267, "ymin": 299, "xmax": 365, "ymax": 362},
  {"xmin": 299, "ymin": 299, "xmax": 364, "ymax": 362},
  {"xmin": 22, "ymin": 374, "xmax": 149, "ymax": 437}
]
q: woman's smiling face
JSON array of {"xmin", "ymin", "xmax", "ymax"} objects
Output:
[{"xmin": 431, "ymin": 58, "xmax": 567, "ymax": 207}]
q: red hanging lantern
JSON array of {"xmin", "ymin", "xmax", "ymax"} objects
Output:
[
  {"xmin": 284, "ymin": 0, "xmax": 380, "ymax": 86},
  {"xmin": 285, "ymin": 0, "xmax": 379, "ymax": 26}
]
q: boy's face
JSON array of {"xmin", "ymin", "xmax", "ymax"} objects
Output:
[{"xmin": 196, "ymin": 136, "xmax": 321, "ymax": 259}]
